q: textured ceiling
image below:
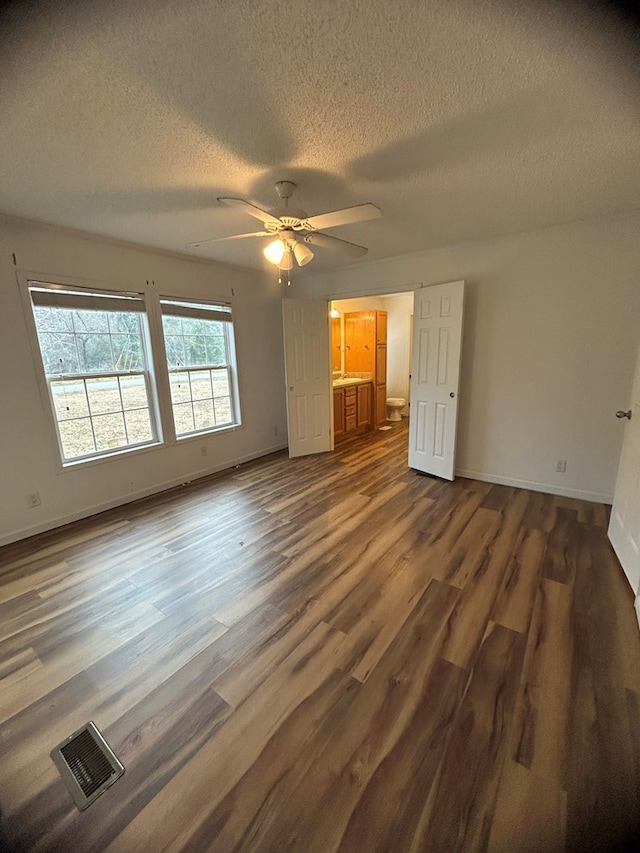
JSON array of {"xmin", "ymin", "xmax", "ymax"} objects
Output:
[{"xmin": 1, "ymin": 0, "xmax": 639, "ymax": 273}]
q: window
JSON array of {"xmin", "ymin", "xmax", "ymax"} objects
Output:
[
  {"xmin": 29, "ymin": 283, "xmax": 159, "ymax": 462},
  {"xmin": 160, "ymin": 298, "xmax": 240, "ymax": 437}
]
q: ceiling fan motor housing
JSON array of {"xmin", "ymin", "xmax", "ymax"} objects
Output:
[
  {"xmin": 275, "ymin": 180, "xmax": 296, "ymax": 200},
  {"xmin": 265, "ymin": 208, "xmax": 309, "ymax": 231},
  {"xmin": 268, "ymin": 183, "xmax": 308, "ymax": 230}
]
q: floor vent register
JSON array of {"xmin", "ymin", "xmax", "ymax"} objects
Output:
[{"xmin": 50, "ymin": 721, "xmax": 124, "ymax": 811}]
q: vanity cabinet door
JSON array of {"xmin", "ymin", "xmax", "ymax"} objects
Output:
[
  {"xmin": 333, "ymin": 388, "xmax": 345, "ymax": 437},
  {"xmin": 357, "ymin": 383, "xmax": 372, "ymax": 428},
  {"xmin": 376, "ymin": 344, "xmax": 387, "ymax": 385},
  {"xmin": 376, "ymin": 385, "xmax": 387, "ymax": 426}
]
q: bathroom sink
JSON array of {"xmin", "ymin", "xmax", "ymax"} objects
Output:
[{"xmin": 332, "ymin": 377, "xmax": 364, "ymax": 387}]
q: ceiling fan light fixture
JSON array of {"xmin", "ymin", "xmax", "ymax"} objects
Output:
[
  {"xmin": 293, "ymin": 241, "xmax": 314, "ymax": 266},
  {"xmin": 278, "ymin": 247, "xmax": 294, "ymax": 271},
  {"xmin": 263, "ymin": 237, "xmax": 285, "ymax": 265}
]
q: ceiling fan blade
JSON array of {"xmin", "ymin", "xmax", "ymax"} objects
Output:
[
  {"xmin": 303, "ymin": 202, "xmax": 381, "ymax": 232},
  {"xmin": 188, "ymin": 230, "xmax": 270, "ymax": 248},
  {"xmin": 217, "ymin": 197, "xmax": 281, "ymax": 226},
  {"xmin": 303, "ymin": 231, "xmax": 368, "ymax": 259}
]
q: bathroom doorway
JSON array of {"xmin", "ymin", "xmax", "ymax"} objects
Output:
[{"xmin": 330, "ymin": 290, "xmax": 414, "ymax": 448}]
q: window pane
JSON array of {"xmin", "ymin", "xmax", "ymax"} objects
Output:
[
  {"xmin": 173, "ymin": 402, "xmax": 195, "ymax": 435},
  {"xmin": 86, "ymin": 377, "xmax": 122, "ymax": 414},
  {"xmin": 181, "ymin": 317, "xmax": 205, "ymax": 337},
  {"xmin": 124, "ymin": 408, "xmax": 153, "ymax": 443},
  {"xmin": 51, "ymin": 380, "xmax": 90, "ymax": 421},
  {"xmin": 77, "ymin": 333, "xmax": 114, "ymax": 373},
  {"xmin": 37, "ymin": 332, "xmax": 80, "ymax": 374},
  {"xmin": 193, "ymin": 399, "xmax": 215, "ymax": 431},
  {"xmin": 109, "ymin": 313, "xmax": 140, "ymax": 335},
  {"xmin": 211, "ymin": 368, "xmax": 230, "ymax": 397},
  {"xmin": 214, "ymin": 396, "xmax": 232, "ymax": 424},
  {"xmin": 190, "ymin": 370, "xmax": 212, "ymax": 400},
  {"xmin": 119, "ymin": 375, "xmax": 148, "ymax": 410},
  {"xmin": 58, "ymin": 418, "xmax": 96, "ymax": 458},
  {"xmin": 162, "ymin": 315, "xmax": 183, "ymax": 336},
  {"xmin": 164, "ymin": 335, "xmax": 185, "ymax": 368},
  {"xmin": 33, "ymin": 306, "xmax": 74, "ymax": 333},
  {"xmin": 93, "ymin": 412, "xmax": 127, "ymax": 451},
  {"xmin": 71, "ymin": 309, "xmax": 109, "ymax": 333},
  {"xmin": 204, "ymin": 320, "xmax": 223, "ymax": 337},
  {"xmin": 184, "ymin": 335, "xmax": 207, "ymax": 367},
  {"xmin": 206, "ymin": 336, "xmax": 226, "ymax": 365},
  {"xmin": 169, "ymin": 372, "xmax": 191, "ymax": 403},
  {"xmin": 112, "ymin": 334, "xmax": 143, "ymax": 371}
]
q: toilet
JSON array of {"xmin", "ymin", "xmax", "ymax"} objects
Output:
[{"xmin": 386, "ymin": 398, "xmax": 405, "ymax": 422}]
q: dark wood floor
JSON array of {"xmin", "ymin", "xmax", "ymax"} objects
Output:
[{"xmin": 1, "ymin": 420, "xmax": 640, "ymax": 853}]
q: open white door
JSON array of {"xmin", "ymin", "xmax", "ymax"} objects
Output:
[
  {"xmin": 608, "ymin": 345, "xmax": 640, "ymax": 611},
  {"xmin": 282, "ymin": 297, "xmax": 332, "ymax": 458},
  {"xmin": 408, "ymin": 281, "xmax": 465, "ymax": 480}
]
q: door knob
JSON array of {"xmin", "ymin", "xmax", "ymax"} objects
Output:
[
  {"xmin": 616, "ymin": 410, "xmax": 632, "ymax": 420},
  {"xmin": 450, "ymin": 392, "xmax": 455, "ymax": 398}
]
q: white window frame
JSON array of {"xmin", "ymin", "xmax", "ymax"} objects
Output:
[
  {"xmin": 159, "ymin": 297, "xmax": 242, "ymax": 439},
  {"xmin": 26, "ymin": 280, "xmax": 162, "ymax": 465}
]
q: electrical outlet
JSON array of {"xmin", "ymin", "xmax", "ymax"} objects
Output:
[
  {"xmin": 556, "ymin": 459, "xmax": 567, "ymax": 473},
  {"xmin": 27, "ymin": 492, "xmax": 41, "ymax": 508}
]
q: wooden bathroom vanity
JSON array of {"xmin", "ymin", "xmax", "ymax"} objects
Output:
[{"xmin": 333, "ymin": 379, "xmax": 373, "ymax": 438}]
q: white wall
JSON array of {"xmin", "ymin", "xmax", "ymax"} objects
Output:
[
  {"xmin": 307, "ymin": 213, "xmax": 640, "ymax": 503},
  {"xmin": 0, "ymin": 217, "xmax": 287, "ymax": 546},
  {"xmin": 381, "ymin": 293, "xmax": 413, "ymax": 415}
]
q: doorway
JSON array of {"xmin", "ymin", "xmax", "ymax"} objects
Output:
[{"xmin": 330, "ymin": 291, "xmax": 414, "ymax": 449}]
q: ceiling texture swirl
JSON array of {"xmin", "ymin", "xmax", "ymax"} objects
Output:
[{"xmin": 1, "ymin": 0, "xmax": 639, "ymax": 271}]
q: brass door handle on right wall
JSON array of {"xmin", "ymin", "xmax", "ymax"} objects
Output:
[{"xmin": 616, "ymin": 410, "xmax": 632, "ymax": 420}]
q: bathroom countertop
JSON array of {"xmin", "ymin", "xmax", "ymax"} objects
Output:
[{"xmin": 332, "ymin": 377, "xmax": 373, "ymax": 388}]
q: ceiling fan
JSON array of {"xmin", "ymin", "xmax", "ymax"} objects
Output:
[{"xmin": 188, "ymin": 181, "xmax": 381, "ymax": 274}]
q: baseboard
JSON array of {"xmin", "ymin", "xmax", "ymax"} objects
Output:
[
  {"xmin": 455, "ymin": 468, "xmax": 612, "ymax": 505},
  {"xmin": 0, "ymin": 441, "xmax": 289, "ymax": 548},
  {"xmin": 1, "ymin": 452, "xmax": 611, "ymax": 548}
]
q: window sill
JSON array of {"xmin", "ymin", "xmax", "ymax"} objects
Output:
[
  {"xmin": 175, "ymin": 421, "xmax": 243, "ymax": 442},
  {"xmin": 56, "ymin": 421, "xmax": 244, "ymax": 474},
  {"xmin": 58, "ymin": 439, "xmax": 163, "ymax": 473}
]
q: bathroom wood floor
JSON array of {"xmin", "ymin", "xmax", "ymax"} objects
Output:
[{"xmin": 1, "ymin": 420, "xmax": 640, "ymax": 853}]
